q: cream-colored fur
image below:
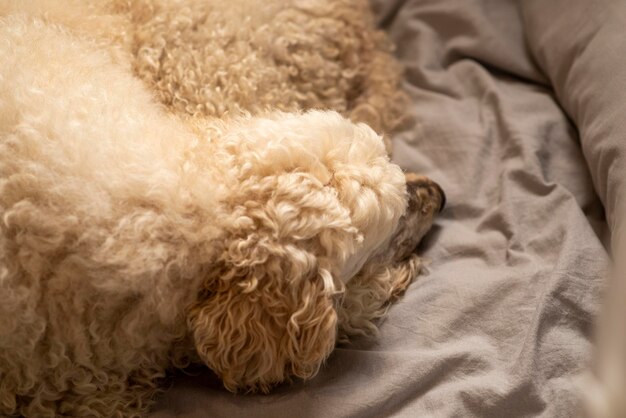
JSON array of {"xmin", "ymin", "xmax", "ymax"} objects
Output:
[
  {"xmin": 0, "ymin": 2, "xmax": 443, "ymax": 417},
  {"xmin": 0, "ymin": 0, "xmax": 411, "ymax": 151}
]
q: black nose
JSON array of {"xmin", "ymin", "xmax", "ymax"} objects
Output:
[{"xmin": 433, "ymin": 182, "xmax": 446, "ymax": 213}]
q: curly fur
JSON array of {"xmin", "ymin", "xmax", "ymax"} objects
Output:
[
  {"xmin": 1, "ymin": 0, "xmax": 411, "ymax": 150},
  {"xmin": 0, "ymin": 2, "xmax": 443, "ymax": 417},
  {"xmin": 126, "ymin": 0, "xmax": 412, "ymax": 138}
]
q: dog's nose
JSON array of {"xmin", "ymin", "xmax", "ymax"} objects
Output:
[{"xmin": 433, "ymin": 182, "xmax": 446, "ymax": 212}]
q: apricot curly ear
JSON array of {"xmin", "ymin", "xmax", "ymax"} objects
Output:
[
  {"xmin": 188, "ymin": 245, "xmax": 338, "ymax": 393},
  {"xmin": 187, "ymin": 172, "xmax": 357, "ymax": 392}
]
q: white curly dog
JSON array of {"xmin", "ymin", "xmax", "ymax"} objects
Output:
[{"xmin": 0, "ymin": 1, "xmax": 445, "ymax": 416}]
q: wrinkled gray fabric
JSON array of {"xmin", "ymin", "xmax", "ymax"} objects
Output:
[{"xmin": 151, "ymin": 1, "xmax": 614, "ymax": 416}]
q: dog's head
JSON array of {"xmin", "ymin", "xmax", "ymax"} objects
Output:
[{"xmin": 187, "ymin": 111, "xmax": 444, "ymax": 392}]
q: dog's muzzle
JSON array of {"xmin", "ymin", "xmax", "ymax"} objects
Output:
[{"xmin": 405, "ymin": 172, "xmax": 446, "ymax": 214}]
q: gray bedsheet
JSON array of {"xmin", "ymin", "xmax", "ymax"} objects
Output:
[{"xmin": 152, "ymin": 1, "xmax": 614, "ymax": 416}]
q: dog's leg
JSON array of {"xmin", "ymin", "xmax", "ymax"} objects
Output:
[{"xmin": 348, "ymin": 46, "xmax": 413, "ymax": 154}]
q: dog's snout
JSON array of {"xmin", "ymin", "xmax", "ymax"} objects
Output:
[{"xmin": 405, "ymin": 173, "xmax": 446, "ymax": 214}]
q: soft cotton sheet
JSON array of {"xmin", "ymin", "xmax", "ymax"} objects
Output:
[{"xmin": 152, "ymin": 0, "xmax": 619, "ymax": 416}]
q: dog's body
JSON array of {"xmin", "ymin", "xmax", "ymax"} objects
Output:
[
  {"xmin": 0, "ymin": 2, "xmax": 443, "ymax": 416},
  {"xmin": 2, "ymin": 0, "xmax": 411, "ymax": 149}
]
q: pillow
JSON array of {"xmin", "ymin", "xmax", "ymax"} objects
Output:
[{"xmin": 521, "ymin": 0, "xmax": 626, "ymax": 237}]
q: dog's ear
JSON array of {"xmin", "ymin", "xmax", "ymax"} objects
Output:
[{"xmin": 187, "ymin": 173, "xmax": 358, "ymax": 392}]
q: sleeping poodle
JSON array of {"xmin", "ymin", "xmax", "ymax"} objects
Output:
[{"xmin": 0, "ymin": 1, "xmax": 444, "ymax": 417}]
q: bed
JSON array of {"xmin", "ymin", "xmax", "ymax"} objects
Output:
[{"xmin": 152, "ymin": 0, "xmax": 626, "ymax": 415}]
